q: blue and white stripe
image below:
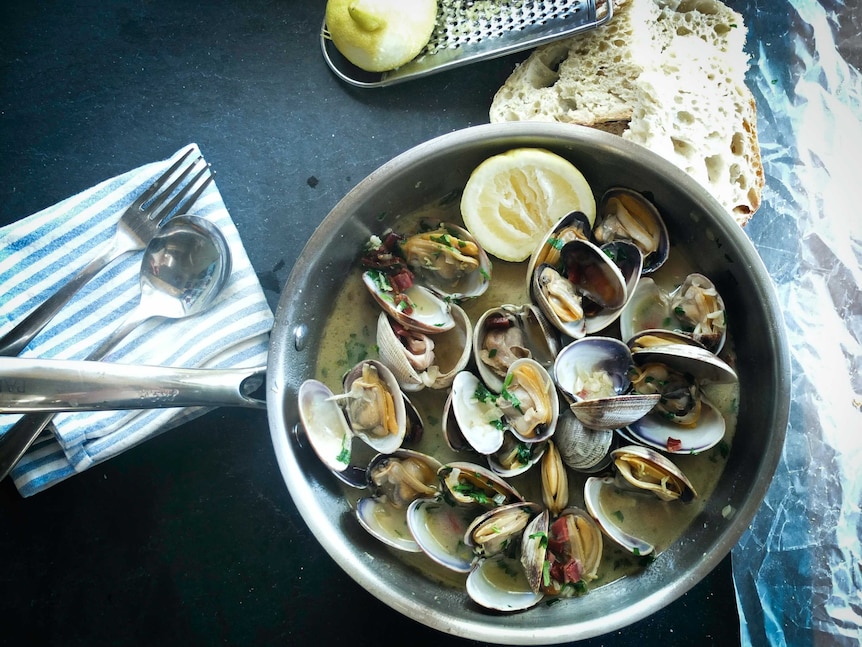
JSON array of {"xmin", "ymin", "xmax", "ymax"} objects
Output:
[{"xmin": 0, "ymin": 144, "xmax": 274, "ymax": 496}]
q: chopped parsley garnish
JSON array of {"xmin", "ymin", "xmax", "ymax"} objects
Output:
[
  {"xmin": 473, "ymin": 382, "xmax": 496, "ymax": 403},
  {"xmin": 452, "ymin": 482, "xmax": 491, "ymax": 505},
  {"xmin": 529, "ymin": 531, "xmax": 549, "ymax": 549},
  {"xmin": 612, "ymin": 510, "xmax": 625, "ymax": 523}
]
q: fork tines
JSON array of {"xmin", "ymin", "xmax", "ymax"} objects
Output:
[{"xmin": 139, "ymin": 148, "xmax": 214, "ymax": 225}]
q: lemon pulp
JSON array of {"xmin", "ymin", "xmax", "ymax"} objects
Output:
[{"xmin": 460, "ymin": 148, "xmax": 597, "ymax": 263}]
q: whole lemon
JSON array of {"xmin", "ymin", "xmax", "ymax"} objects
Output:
[{"xmin": 325, "ymin": 0, "xmax": 438, "ymax": 73}]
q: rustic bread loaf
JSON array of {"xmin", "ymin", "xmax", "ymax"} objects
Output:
[{"xmin": 489, "ymin": 0, "xmax": 764, "ymax": 225}]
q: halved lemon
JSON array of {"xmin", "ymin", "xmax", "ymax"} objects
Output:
[{"xmin": 460, "ymin": 148, "xmax": 596, "ymax": 262}]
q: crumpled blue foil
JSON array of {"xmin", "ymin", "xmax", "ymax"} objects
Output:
[{"xmin": 731, "ymin": 0, "xmax": 862, "ymax": 645}]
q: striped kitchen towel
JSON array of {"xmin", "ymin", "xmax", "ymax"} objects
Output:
[{"xmin": 0, "ymin": 144, "xmax": 274, "ymax": 496}]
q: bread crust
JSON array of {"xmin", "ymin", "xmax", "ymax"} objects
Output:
[{"xmin": 489, "ymin": 0, "xmax": 764, "ymax": 225}]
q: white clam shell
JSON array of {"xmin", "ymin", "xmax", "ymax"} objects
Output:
[
  {"xmin": 297, "ymin": 379, "xmax": 354, "ymax": 475},
  {"xmin": 473, "ymin": 303, "xmax": 560, "ymax": 393},
  {"xmin": 502, "ymin": 357, "xmax": 559, "ymax": 444},
  {"xmin": 355, "ymin": 496, "xmax": 422, "ymax": 553},
  {"xmin": 405, "ymin": 497, "xmax": 478, "ymax": 573},
  {"xmin": 622, "ymin": 396, "xmax": 726, "ymax": 454},
  {"xmin": 362, "ymin": 270, "xmax": 455, "ymax": 334},
  {"xmin": 450, "ymin": 371, "xmax": 506, "ymax": 455},
  {"xmin": 341, "ymin": 359, "xmax": 408, "ymax": 455},
  {"xmin": 376, "ymin": 305, "xmax": 473, "ymax": 392},
  {"xmin": 466, "ymin": 555, "xmax": 544, "ymax": 612},
  {"xmin": 583, "ymin": 476, "xmax": 655, "ymax": 556}
]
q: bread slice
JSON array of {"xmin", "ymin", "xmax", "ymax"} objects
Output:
[{"xmin": 489, "ymin": 0, "xmax": 764, "ymax": 225}]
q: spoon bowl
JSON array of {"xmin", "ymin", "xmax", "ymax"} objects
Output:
[{"xmin": 0, "ymin": 214, "xmax": 233, "ymax": 480}]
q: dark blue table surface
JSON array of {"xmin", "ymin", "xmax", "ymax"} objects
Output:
[{"xmin": 0, "ymin": 1, "xmax": 743, "ymax": 645}]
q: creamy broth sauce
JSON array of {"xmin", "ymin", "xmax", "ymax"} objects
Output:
[{"xmin": 313, "ymin": 201, "xmax": 739, "ymax": 594}]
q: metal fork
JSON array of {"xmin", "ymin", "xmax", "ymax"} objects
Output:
[{"xmin": 0, "ymin": 146, "xmax": 213, "ymax": 357}]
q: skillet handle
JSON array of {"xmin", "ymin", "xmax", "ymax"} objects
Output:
[{"xmin": 0, "ymin": 358, "xmax": 267, "ymax": 413}]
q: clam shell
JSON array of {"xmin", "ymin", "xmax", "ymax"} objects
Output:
[
  {"xmin": 630, "ymin": 341, "xmax": 738, "ymax": 385},
  {"xmin": 465, "ymin": 501, "xmax": 541, "ymax": 558},
  {"xmin": 487, "ymin": 435, "xmax": 546, "ymax": 478},
  {"xmin": 406, "ymin": 497, "xmax": 478, "ymax": 573},
  {"xmin": 583, "ymin": 476, "xmax": 655, "ymax": 556},
  {"xmin": 623, "ymin": 396, "xmax": 726, "ymax": 454},
  {"xmin": 611, "ymin": 445, "xmax": 697, "ymax": 503},
  {"xmin": 341, "ymin": 359, "xmax": 408, "ymax": 455},
  {"xmin": 585, "ymin": 239, "xmax": 643, "ymax": 334},
  {"xmin": 473, "ymin": 303, "xmax": 560, "ymax": 393},
  {"xmin": 355, "ymin": 449, "xmax": 444, "ymax": 552},
  {"xmin": 501, "ymin": 357, "xmax": 559, "ymax": 444},
  {"xmin": 449, "ymin": 371, "xmax": 506, "ymax": 455},
  {"xmin": 376, "ymin": 305, "xmax": 472, "ymax": 392},
  {"xmin": 362, "ymin": 270, "xmax": 455, "ymax": 334},
  {"xmin": 400, "ymin": 221, "xmax": 492, "ymax": 302},
  {"xmin": 594, "ymin": 187, "xmax": 669, "ymax": 274},
  {"xmin": 525, "ymin": 211, "xmax": 594, "ymax": 292},
  {"xmin": 553, "ymin": 410, "xmax": 614, "ymax": 473},
  {"xmin": 466, "ymin": 555, "xmax": 544, "ymax": 612},
  {"xmin": 297, "ymin": 379, "xmax": 354, "ymax": 475},
  {"xmin": 438, "ymin": 461, "xmax": 524, "ymax": 507}
]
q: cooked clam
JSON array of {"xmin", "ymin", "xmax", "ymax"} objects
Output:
[
  {"xmin": 448, "ymin": 370, "xmax": 506, "ymax": 455},
  {"xmin": 376, "ymin": 304, "xmax": 472, "ymax": 392},
  {"xmin": 438, "ymin": 461, "xmax": 524, "ymax": 508},
  {"xmin": 473, "ymin": 304, "xmax": 560, "ymax": 393},
  {"xmin": 553, "ymin": 337, "xmax": 660, "ymax": 430},
  {"xmin": 531, "ymin": 239, "xmax": 628, "ymax": 339},
  {"xmin": 593, "ymin": 187, "xmax": 670, "ymax": 273},
  {"xmin": 406, "ymin": 497, "xmax": 479, "ymax": 573},
  {"xmin": 526, "ymin": 211, "xmax": 593, "ymax": 287},
  {"xmin": 669, "ymin": 273, "xmax": 727, "ymax": 353},
  {"xmin": 541, "ymin": 440, "xmax": 569, "ymax": 516},
  {"xmin": 583, "ymin": 476, "xmax": 655, "ymax": 556},
  {"xmin": 552, "ymin": 410, "xmax": 614, "ymax": 473},
  {"xmin": 625, "ymin": 341, "xmax": 736, "ymax": 452},
  {"xmin": 362, "ymin": 270, "xmax": 455, "ymax": 334},
  {"xmin": 497, "ymin": 358, "xmax": 559, "ymax": 443},
  {"xmin": 465, "ymin": 554, "xmax": 545, "ymax": 612},
  {"xmin": 400, "ymin": 222, "xmax": 492, "ymax": 301},
  {"xmin": 487, "ymin": 434, "xmax": 546, "ymax": 478},
  {"xmin": 611, "ymin": 445, "xmax": 697, "ymax": 503},
  {"xmin": 466, "ymin": 501, "xmax": 542, "ymax": 559},
  {"xmin": 619, "ymin": 273, "xmax": 727, "ymax": 353},
  {"xmin": 355, "ymin": 450, "xmax": 443, "ymax": 552}
]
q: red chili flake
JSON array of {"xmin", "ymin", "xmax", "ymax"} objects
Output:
[{"xmin": 667, "ymin": 437, "xmax": 683, "ymax": 452}]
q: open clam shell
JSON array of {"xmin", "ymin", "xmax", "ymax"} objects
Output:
[
  {"xmin": 355, "ymin": 450, "xmax": 443, "ymax": 552},
  {"xmin": 525, "ymin": 211, "xmax": 594, "ymax": 292},
  {"xmin": 593, "ymin": 187, "xmax": 670, "ymax": 274},
  {"xmin": 449, "ymin": 371, "xmax": 506, "ymax": 455},
  {"xmin": 400, "ymin": 221, "xmax": 492, "ymax": 302},
  {"xmin": 553, "ymin": 336, "xmax": 660, "ymax": 430},
  {"xmin": 406, "ymin": 497, "xmax": 479, "ymax": 573},
  {"xmin": 438, "ymin": 461, "xmax": 524, "ymax": 508},
  {"xmin": 376, "ymin": 305, "xmax": 472, "ymax": 392},
  {"xmin": 466, "ymin": 555, "xmax": 545, "ymax": 612},
  {"xmin": 585, "ymin": 239, "xmax": 643, "ymax": 334},
  {"xmin": 619, "ymin": 274, "xmax": 727, "ymax": 353},
  {"xmin": 622, "ymin": 397, "xmax": 726, "ymax": 454},
  {"xmin": 499, "ymin": 357, "xmax": 559, "ymax": 444},
  {"xmin": 583, "ymin": 476, "xmax": 655, "ymax": 556},
  {"xmin": 531, "ymin": 239, "xmax": 628, "ymax": 340},
  {"xmin": 487, "ymin": 435, "xmax": 546, "ymax": 478},
  {"xmin": 362, "ymin": 269, "xmax": 455, "ymax": 334},
  {"xmin": 473, "ymin": 303, "xmax": 560, "ymax": 393},
  {"xmin": 339, "ymin": 359, "xmax": 408, "ymax": 455},
  {"xmin": 611, "ymin": 445, "xmax": 697, "ymax": 503},
  {"xmin": 464, "ymin": 502, "xmax": 545, "ymax": 612},
  {"xmin": 521, "ymin": 507, "xmax": 603, "ymax": 596},
  {"xmin": 465, "ymin": 501, "xmax": 542, "ymax": 559},
  {"xmin": 297, "ymin": 379, "xmax": 355, "ymax": 475}
]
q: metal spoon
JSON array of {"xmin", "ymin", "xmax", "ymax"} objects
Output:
[{"xmin": 0, "ymin": 214, "xmax": 232, "ymax": 481}]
